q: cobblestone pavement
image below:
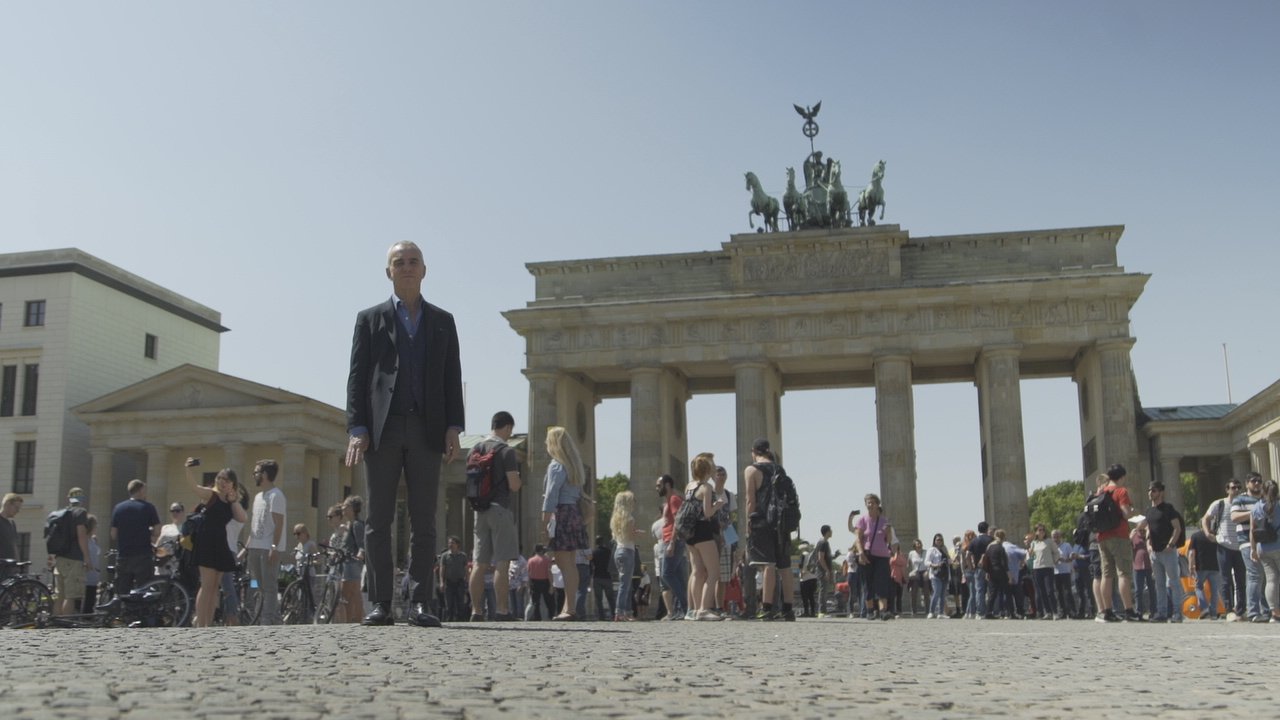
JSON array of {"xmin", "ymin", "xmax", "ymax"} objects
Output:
[{"xmin": 3, "ymin": 616, "xmax": 1276, "ymax": 719}]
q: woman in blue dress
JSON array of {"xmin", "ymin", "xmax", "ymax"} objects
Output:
[{"xmin": 541, "ymin": 426, "xmax": 588, "ymax": 620}]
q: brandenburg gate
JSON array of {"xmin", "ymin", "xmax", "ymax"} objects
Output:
[{"xmin": 504, "ymin": 224, "xmax": 1148, "ymax": 547}]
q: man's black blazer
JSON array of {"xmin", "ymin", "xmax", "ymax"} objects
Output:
[{"xmin": 346, "ymin": 298, "xmax": 464, "ymax": 453}]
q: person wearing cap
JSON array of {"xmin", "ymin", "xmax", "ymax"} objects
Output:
[
  {"xmin": 110, "ymin": 479, "xmax": 162, "ymax": 594},
  {"xmin": 51, "ymin": 487, "xmax": 91, "ymax": 615}
]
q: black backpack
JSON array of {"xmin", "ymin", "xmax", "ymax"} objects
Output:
[
  {"xmin": 674, "ymin": 482, "xmax": 706, "ymax": 542},
  {"xmin": 1083, "ymin": 489, "xmax": 1123, "ymax": 533},
  {"xmin": 765, "ymin": 465, "xmax": 801, "ymax": 533},
  {"xmin": 179, "ymin": 504, "xmax": 206, "ymax": 552},
  {"xmin": 465, "ymin": 443, "xmax": 502, "ymax": 511},
  {"xmin": 44, "ymin": 506, "xmax": 78, "ymax": 556}
]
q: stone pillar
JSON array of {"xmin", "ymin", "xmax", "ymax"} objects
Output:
[
  {"xmin": 1159, "ymin": 455, "xmax": 1184, "ymax": 512},
  {"xmin": 144, "ymin": 446, "xmax": 171, "ymax": 516},
  {"xmin": 1232, "ymin": 450, "xmax": 1252, "ymax": 482},
  {"xmin": 874, "ymin": 353, "xmax": 918, "ymax": 547},
  {"xmin": 88, "ymin": 447, "xmax": 114, "ymax": 539},
  {"xmin": 976, "ymin": 346, "xmax": 1029, "ymax": 541},
  {"xmin": 733, "ymin": 360, "xmax": 782, "ymax": 510},
  {"xmin": 1270, "ymin": 434, "xmax": 1280, "ymax": 483},
  {"xmin": 222, "ymin": 442, "xmax": 246, "ymax": 477},
  {"xmin": 1250, "ymin": 441, "xmax": 1271, "ymax": 481},
  {"xmin": 281, "ymin": 443, "xmax": 308, "ymax": 547},
  {"xmin": 318, "ymin": 452, "xmax": 341, "ymax": 523},
  {"xmin": 444, "ymin": 484, "xmax": 466, "ymax": 552},
  {"xmin": 630, "ymin": 366, "xmax": 664, "ymax": 534},
  {"xmin": 1096, "ymin": 338, "xmax": 1139, "ymax": 479},
  {"xmin": 524, "ymin": 371, "xmax": 561, "ymax": 554}
]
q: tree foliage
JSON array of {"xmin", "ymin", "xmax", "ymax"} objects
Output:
[
  {"xmin": 1028, "ymin": 479, "xmax": 1087, "ymax": 534},
  {"xmin": 594, "ymin": 472, "xmax": 631, "ymax": 535},
  {"xmin": 1180, "ymin": 472, "xmax": 1201, "ymax": 521}
]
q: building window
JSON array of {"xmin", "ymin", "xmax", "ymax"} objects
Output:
[
  {"xmin": 0, "ymin": 365, "xmax": 15, "ymax": 417},
  {"xmin": 144, "ymin": 333, "xmax": 158, "ymax": 359},
  {"xmin": 16, "ymin": 532, "xmax": 31, "ymax": 562},
  {"xmin": 20, "ymin": 364, "xmax": 37, "ymax": 416},
  {"xmin": 311, "ymin": 477, "xmax": 319, "ymax": 508},
  {"xmin": 13, "ymin": 440, "xmax": 35, "ymax": 494},
  {"xmin": 24, "ymin": 300, "xmax": 46, "ymax": 327}
]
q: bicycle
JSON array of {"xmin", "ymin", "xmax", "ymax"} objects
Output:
[
  {"xmin": 280, "ymin": 549, "xmax": 329, "ymax": 624},
  {"xmin": 0, "ymin": 559, "xmax": 55, "ymax": 629},
  {"xmin": 215, "ymin": 552, "xmax": 264, "ymax": 626},
  {"xmin": 313, "ymin": 544, "xmax": 356, "ymax": 624}
]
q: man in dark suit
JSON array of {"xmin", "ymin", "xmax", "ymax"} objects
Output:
[{"xmin": 346, "ymin": 241, "xmax": 464, "ymax": 626}]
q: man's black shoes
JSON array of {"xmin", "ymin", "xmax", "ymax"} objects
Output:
[
  {"xmin": 362, "ymin": 603, "xmax": 394, "ymax": 626},
  {"xmin": 408, "ymin": 603, "xmax": 442, "ymax": 628}
]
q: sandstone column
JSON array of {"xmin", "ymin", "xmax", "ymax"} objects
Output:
[
  {"xmin": 874, "ymin": 353, "xmax": 918, "ymax": 547},
  {"xmin": 1231, "ymin": 451, "xmax": 1252, "ymax": 483},
  {"xmin": 88, "ymin": 447, "xmax": 114, "ymax": 537},
  {"xmin": 1269, "ymin": 434, "xmax": 1280, "ymax": 485},
  {"xmin": 144, "ymin": 446, "xmax": 170, "ymax": 516},
  {"xmin": 524, "ymin": 370, "xmax": 561, "ymax": 554},
  {"xmin": 222, "ymin": 442, "xmax": 246, "ymax": 478},
  {"xmin": 733, "ymin": 361, "xmax": 782, "ymax": 507},
  {"xmin": 630, "ymin": 366, "xmax": 663, "ymax": 532},
  {"xmin": 976, "ymin": 346, "xmax": 1028, "ymax": 541},
  {"xmin": 1250, "ymin": 441, "xmax": 1270, "ymax": 481},
  {"xmin": 1096, "ymin": 338, "xmax": 1139, "ymax": 479},
  {"xmin": 318, "ymin": 452, "xmax": 341, "ymax": 523},
  {"xmin": 281, "ymin": 443, "xmax": 308, "ymax": 548}
]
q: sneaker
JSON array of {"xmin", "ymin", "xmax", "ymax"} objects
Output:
[
  {"xmin": 756, "ymin": 609, "xmax": 781, "ymax": 621},
  {"xmin": 816, "ymin": 612, "xmax": 828, "ymax": 619},
  {"xmin": 1094, "ymin": 613, "xmax": 1107, "ymax": 623},
  {"xmin": 1149, "ymin": 616, "xmax": 1168, "ymax": 623},
  {"xmin": 1104, "ymin": 609, "xmax": 1122, "ymax": 623},
  {"xmin": 781, "ymin": 609, "xmax": 797, "ymax": 622},
  {"xmin": 881, "ymin": 612, "xmax": 893, "ymax": 621},
  {"xmin": 1250, "ymin": 615, "xmax": 1270, "ymax": 624},
  {"xmin": 925, "ymin": 613, "xmax": 934, "ymax": 619},
  {"xmin": 1123, "ymin": 609, "xmax": 1143, "ymax": 622},
  {"xmin": 685, "ymin": 610, "xmax": 697, "ymax": 621},
  {"xmin": 695, "ymin": 609, "xmax": 724, "ymax": 621}
]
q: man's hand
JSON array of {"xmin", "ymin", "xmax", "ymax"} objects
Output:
[
  {"xmin": 443, "ymin": 428, "xmax": 461, "ymax": 463},
  {"xmin": 269, "ymin": 548, "xmax": 279, "ymax": 564},
  {"xmin": 346, "ymin": 433, "xmax": 368, "ymax": 467}
]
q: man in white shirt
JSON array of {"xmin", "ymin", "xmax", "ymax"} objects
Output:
[{"xmin": 247, "ymin": 459, "xmax": 286, "ymax": 625}]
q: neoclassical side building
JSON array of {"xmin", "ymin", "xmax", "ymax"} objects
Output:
[
  {"xmin": 506, "ymin": 224, "xmax": 1150, "ymax": 548},
  {"xmin": 73, "ymin": 364, "xmax": 354, "ymax": 543}
]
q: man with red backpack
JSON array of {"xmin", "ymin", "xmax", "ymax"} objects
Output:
[{"xmin": 466, "ymin": 411, "xmax": 522, "ymax": 621}]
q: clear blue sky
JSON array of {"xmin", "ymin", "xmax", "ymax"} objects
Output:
[{"xmin": 4, "ymin": 2, "xmax": 1278, "ymax": 551}]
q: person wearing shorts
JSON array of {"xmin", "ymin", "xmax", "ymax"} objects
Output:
[
  {"xmin": 744, "ymin": 438, "xmax": 795, "ymax": 621},
  {"xmin": 467, "ymin": 411, "xmax": 522, "ymax": 621},
  {"xmin": 1095, "ymin": 464, "xmax": 1138, "ymax": 622}
]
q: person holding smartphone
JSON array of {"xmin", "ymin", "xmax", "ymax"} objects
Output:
[{"xmin": 185, "ymin": 458, "xmax": 247, "ymax": 628}]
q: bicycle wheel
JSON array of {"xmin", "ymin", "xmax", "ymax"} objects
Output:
[
  {"xmin": 280, "ymin": 580, "xmax": 314, "ymax": 625},
  {"xmin": 239, "ymin": 581, "xmax": 263, "ymax": 625},
  {"xmin": 139, "ymin": 579, "xmax": 192, "ymax": 627},
  {"xmin": 315, "ymin": 581, "xmax": 339, "ymax": 624},
  {"xmin": 0, "ymin": 578, "xmax": 54, "ymax": 628}
]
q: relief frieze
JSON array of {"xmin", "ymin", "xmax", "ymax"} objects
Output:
[
  {"xmin": 529, "ymin": 300, "xmax": 1112, "ymax": 354},
  {"xmin": 741, "ymin": 249, "xmax": 891, "ymax": 284}
]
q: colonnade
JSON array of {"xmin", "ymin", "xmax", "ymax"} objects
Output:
[{"xmin": 519, "ymin": 338, "xmax": 1142, "ymax": 555}]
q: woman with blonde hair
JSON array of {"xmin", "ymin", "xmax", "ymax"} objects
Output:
[
  {"xmin": 686, "ymin": 453, "xmax": 727, "ymax": 621},
  {"xmin": 610, "ymin": 490, "xmax": 647, "ymax": 620},
  {"xmin": 542, "ymin": 426, "xmax": 588, "ymax": 620}
]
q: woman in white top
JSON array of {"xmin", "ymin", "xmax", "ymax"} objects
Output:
[
  {"xmin": 907, "ymin": 538, "xmax": 928, "ymax": 616},
  {"xmin": 1028, "ymin": 523, "xmax": 1060, "ymax": 620},
  {"xmin": 925, "ymin": 533, "xmax": 951, "ymax": 619},
  {"xmin": 609, "ymin": 491, "xmax": 646, "ymax": 620}
]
